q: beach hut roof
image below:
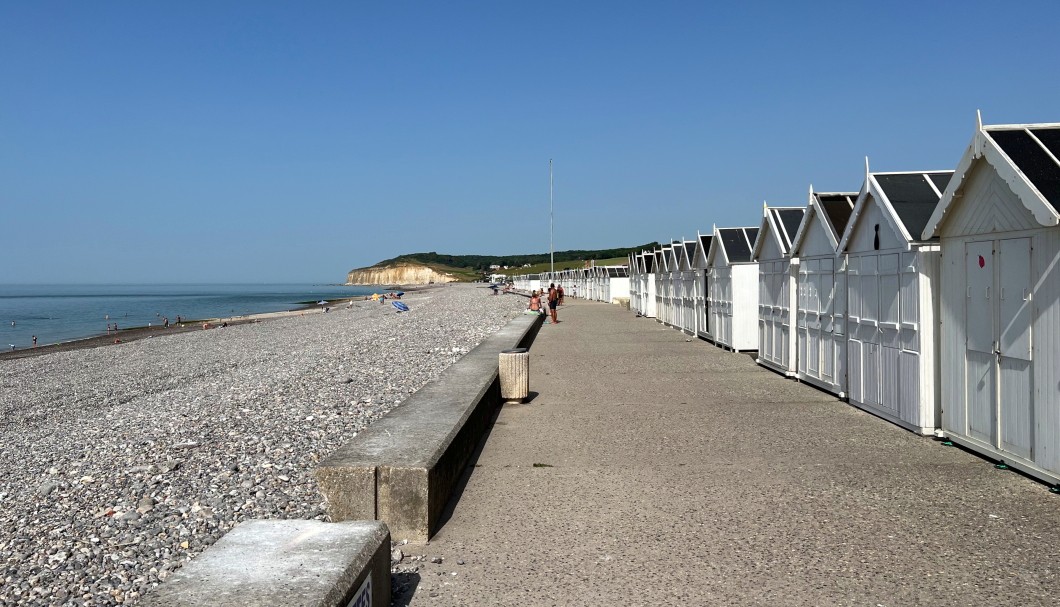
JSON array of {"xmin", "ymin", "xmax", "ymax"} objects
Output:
[
  {"xmin": 674, "ymin": 239, "xmax": 696, "ymax": 271},
  {"xmin": 838, "ymin": 165, "xmax": 954, "ymax": 251},
  {"xmin": 692, "ymin": 232, "xmax": 714, "ymax": 269},
  {"xmin": 923, "ymin": 119, "xmax": 1060, "ymax": 237},
  {"xmin": 707, "ymin": 227, "xmax": 759, "ymax": 265},
  {"xmin": 752, "ymin": 206, "xmax": 805, "ymax": 259},
  {"xmin": 635, "ymin": 251, "xmax": 652, "ymax": 270},
  {"xmin": 790, "ymin": 188, "xmax": 857, "ymax": 255}
]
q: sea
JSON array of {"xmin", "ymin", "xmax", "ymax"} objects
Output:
[{"xmin": 0, "ymin": 284, "xmax": 381, "ymax": 350}]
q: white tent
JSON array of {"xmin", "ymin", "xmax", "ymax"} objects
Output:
[{"xmin": 923, "ymin": 118, "xmax": 1060, "ymax": 484}]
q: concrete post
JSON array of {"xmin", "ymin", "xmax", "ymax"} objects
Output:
[{"xmin": 499, "ymin": 348, "xmax": 529, "ymax": 403}]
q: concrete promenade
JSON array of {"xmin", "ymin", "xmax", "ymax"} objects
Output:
[{"xmin": 399, "ymin": 298, "xmax": 1059, "ymax": 606}]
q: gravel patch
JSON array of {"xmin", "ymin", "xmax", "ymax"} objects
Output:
[{"xmin": 0, "ymin": 285, "xmax": 524, "ymax": 606}]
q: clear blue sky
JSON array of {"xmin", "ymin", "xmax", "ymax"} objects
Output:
[{"xmin": 4, "ymin": 1, "xmax": 1059, "ymax": 283}]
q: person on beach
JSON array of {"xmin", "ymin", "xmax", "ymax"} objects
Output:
[
  {"xmin": 528, "ymin": 291, "xmax": 543, "ymax": 315},
  {"xmin": 547, "ymin": 283, "xmax": 559, "ymax": 324},
  {"xmin": 32, "ymin": 335, "xmax": 37, "ymax": 347},
  {"xmin": 163, "ymin": 317, "xmax": 169, "ymax": 328},
  {"xmin": 558, "ymin": 285, "xmax": 565, "ymax": 305},
  {"xmin": 572, "ymin": 285, "xmax": 578, "ymax": 298}
]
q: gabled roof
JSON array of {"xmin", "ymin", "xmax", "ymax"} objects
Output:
[
  {"xmin": 692, "ymin": 232, "xmax": 713, "ymax": 269},
  {"xmin": 658, "ymin": 246, "xmax": 672, "ymax": 272},
  {"xmin": 839, "ymin": 168, "xmax": 954, "ymax": 251},
  {"xmin": 790, "ymin": 188, "xmax": 857, "ymax": 256},
  {"xmin": 752, "ymin": 205, "xmax": 805, "ymax": 259},
  {"xmin": 707, "ymin": 227, "xmax": 759, "ymax": 266},
  {"xmin": 676, "ymin": 239, "xmax": 696, "ymax": 271},
  {"xmin": 668, "ymin": 241, "xmax": 682, "ymax": 271},
  {"xmin": 924, "ymin": 120, "xmax": 1060, "ymax": 237},
  {"xmin": 643, "ymin": 251, "xmax": 656, "ymax": 273},
  {"xmin": 682, "ymin": 240, "xmax": 697, "ymax": 265}
]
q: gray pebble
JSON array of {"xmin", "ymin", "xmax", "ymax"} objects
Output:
[{"xmin": 0, "ymin": 285, "xmax": 524, "ymax": 606}]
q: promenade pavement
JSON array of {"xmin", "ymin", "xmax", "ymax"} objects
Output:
[{"xmin": 397, "ymin": 298, "xmax": 1059, "ymax": 606}]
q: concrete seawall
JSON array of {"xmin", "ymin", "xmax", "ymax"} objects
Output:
[{"xmin": 316, "ymin": 310, "xmax": 543, "ymax": 541}]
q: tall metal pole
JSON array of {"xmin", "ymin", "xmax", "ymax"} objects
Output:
[{"xmin": 549, "ymin": 159, "xmax": 554, "ymax": 273}]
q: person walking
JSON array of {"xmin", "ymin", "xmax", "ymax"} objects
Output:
[
  {"xmin": 558, "ymin": 284, "xmax": 565, "ymax": 305},
  {"xmin": 547, "ymin": 283, "xmax": 559, "ymax": 324}
]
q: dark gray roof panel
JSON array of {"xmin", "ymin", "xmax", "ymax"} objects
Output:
[
  {"xmin": 990, "ymin": 128, "xmax": 1060, "ymax": 212},
  {"xmin": 775, "ymin": 208, "xmax": 805, "ymax": 249},
  {"xmin": 683, "ymin": 241, "xmax": 697, "ymax": 260},
  {"xmin": 927, "ymin": 172, "xmax": 953, "ymax": 195},
  {"xmin": 718, "ymin": 227, "xmax": 756, "ymax": 263},
  {"xmin": 817, "ymin": 193, "xmax": 855, "ymax": 236},
  {"xmin": 875, "ymin": 172, "xmax": 950, "ymax": 239}
]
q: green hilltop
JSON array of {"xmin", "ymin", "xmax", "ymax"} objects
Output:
[{"xmin": 366, "ymin": 243, "xmax": 658, "ymax": 280}]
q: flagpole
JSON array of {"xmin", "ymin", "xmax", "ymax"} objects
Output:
[{"xmin": 549, "ymin": 159, "xmax": 554, "ymax": 274}]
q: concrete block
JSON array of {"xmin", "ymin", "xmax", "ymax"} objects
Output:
[
  {"xmin": 315, "ymin": 313, "xmax": 542, "ymax": 541},
  {"xmin": 141, "ymin": 519, "xmax": 390, "ymax": 607}
]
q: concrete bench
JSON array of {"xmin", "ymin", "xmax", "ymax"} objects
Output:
[
  {"xmin": 315, "ymin": 313, "xmax": 542, "ymax": 542},
  {"xmin": 141, "ymin": 519, "xmax": 390, "ymax": 607}
]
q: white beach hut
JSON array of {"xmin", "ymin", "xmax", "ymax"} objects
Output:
[
  {"xmin": 628, "ymin": 253, "xmax": 641, "ymax": 309},
  {"xmin": 788, "ymin": 189, "xmax": 856, "ymax": 397},
  {"xmin": 678, "ymin": 240, "xmax": 698, "ymax": 333},
  {"xmin": 666, "ymin": 242, "xmax": 683, "ymax": 327},
  {"xmin": 653, "ymin": 249, "xmax": 666, "ymax": 324},
  {"xmin": 692, "ymin": 232, "xmax": 714, "ymax": 340},
  {"xmin": 839, "ymin": 164, "xmax": 952, "ymax": 434},
  {"xmin": 752, "ymin": 205, "xmax": 805, "ymax": 376},
  {"xmin": 658, "ymin": 245, "xmax": 675, "ymax": 326},
  {"xmin": 922, "ymin": 119, "xmax": 1060, "ymax": 483},
  {"xmin": 607, "ymin": 266, "xmax": 630, "ymax": 303},
  {"xmin": 640, "ymin": 252, "xmax": 658, "ymax": 318},
  {"xmin": 667, "ymin": 239, "xmax": 695, "ymax": 334},
  {"xmin": 706, "ymin": 226, "xmax": 760, "ymax": 351}
]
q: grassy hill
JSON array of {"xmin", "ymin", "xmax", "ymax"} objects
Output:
[{"xmin": 356, "ymin": 244, "xmax": 656, "ymax": 282}]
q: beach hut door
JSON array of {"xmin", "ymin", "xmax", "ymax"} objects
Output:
[{"xmin": 965, "ymin": 238, "xmax": 1033, "ymax": 458}]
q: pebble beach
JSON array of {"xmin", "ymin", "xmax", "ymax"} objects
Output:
[{"xmin": 0, "ymin": 284, "xmax": 525, "ymax": 606}]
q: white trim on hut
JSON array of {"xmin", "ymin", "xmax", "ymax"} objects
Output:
[
  {"xmin": 923, "ymin": 119, "xmax": 1060, "ymax": 483},
  {"xmin": 752, "ymin": 204, "xmax": 805, "ymax": 376},
  {"xmin": 839, "ymin": 163, "xmax": 953, "ymax": 435},
  {"xmin": 706, "ymin": 226, "xmax": 760, "ymax": 351},
  {"xmin": 788, "ymin": 188, "xmax": 856, "ymax": 397},
  {"xmin": 692, "ymin": 231, "xmax": 714, "ymax": 340}
]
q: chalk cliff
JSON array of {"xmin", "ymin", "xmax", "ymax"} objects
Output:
[{"xmin": 345, "ymin": 263, "xmax": 460, "ymax": 286}]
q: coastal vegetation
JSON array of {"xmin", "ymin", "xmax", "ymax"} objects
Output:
[{"xmin": 346, "ymin": 244, "xmax": 657, "ymax": 284}]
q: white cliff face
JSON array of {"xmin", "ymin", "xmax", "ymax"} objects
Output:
[{"xmin": 345, "ymin": 264, "xmax": 460, "ymax": 285}]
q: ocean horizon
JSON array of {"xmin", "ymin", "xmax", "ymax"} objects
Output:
[{"xmin": 0, "ymin": 283, "xmax": 381, "ymax": 350}]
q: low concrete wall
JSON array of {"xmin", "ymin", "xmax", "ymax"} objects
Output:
[
  {"xmin": 142, "ymin": 519, "xmax": 390, "ymax": 607},
  {"xmin": 316, "ymin": 313, "xmax": 543, "ymax": 541}
]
